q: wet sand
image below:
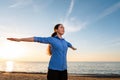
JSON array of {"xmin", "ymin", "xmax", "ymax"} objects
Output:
[{"xmin": 0, "ymin": 72, "xmax": 120, "ymax": 80}]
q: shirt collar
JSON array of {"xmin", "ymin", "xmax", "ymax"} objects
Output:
[{"xmin": 54, "ymin": 35, "xmax": 64, "ymax": 40}]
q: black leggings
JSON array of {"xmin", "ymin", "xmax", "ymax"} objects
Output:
[{"xmin": 47, "ymin": 69, "xmax": 68, "ymax": 80}]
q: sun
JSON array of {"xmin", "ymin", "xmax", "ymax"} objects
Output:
[{"xmin": 0, "ymin": 41, "xmax": 26, "ymax": 60}]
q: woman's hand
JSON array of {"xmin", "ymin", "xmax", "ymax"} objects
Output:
[
  {"xmin": 7, "ymin": 38, "xmax": 20, "ymax": 42},
  {"xmin": 7, "ymin": 37, "xmax": 34, "ymax": 42},
  {"xmin": 71, "ymin": 46, "xmax": 77, "ymax": 50}
]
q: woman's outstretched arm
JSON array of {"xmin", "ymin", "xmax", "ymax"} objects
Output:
[{"xmin": 7, "ymin": 37, "xmax": 34, "ymax": 42}]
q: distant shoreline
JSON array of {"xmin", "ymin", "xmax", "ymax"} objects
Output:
[
  {"xmin": 0, "ymin": 61, "xmax": 120, "ymax": 63},
  {"xmin": 0, "ymin": 71, "xmax": 120, "ymax": 78},
  {"xmin": 0, "ymin": 71, "xmax": 120, "ymax": 80}
]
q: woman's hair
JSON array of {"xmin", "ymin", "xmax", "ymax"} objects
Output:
[{"xmin": 47, "ymin": 24, "xmax": 61, "ymax": 56}]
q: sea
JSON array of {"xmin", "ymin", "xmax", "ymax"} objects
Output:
[{"xmin": 0, "ymin": 61, "xmax": 120, "ymax": 75}]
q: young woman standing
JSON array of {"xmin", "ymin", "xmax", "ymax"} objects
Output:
[{"xmin": 7, "ymin": 24, "xmax": 76, "ymax": 80}]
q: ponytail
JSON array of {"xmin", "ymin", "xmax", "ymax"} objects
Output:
[
  {"xmin": 47, "ymin": 24, "xmax": 61, "ymax": 56},
  {"xmin": 47, "ymin": 32, "xmax": 57, "ymax": 56},
  {"xmin": 51, "ymin": 32, "xmax": 57, "ymax": 37}
]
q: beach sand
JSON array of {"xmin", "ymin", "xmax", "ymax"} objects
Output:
[{"xmin": 0, "ymin": 72, "xmax": 120, "ymax": 80}]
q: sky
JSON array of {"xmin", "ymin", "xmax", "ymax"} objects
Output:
[{"xmin": 0, "ymin": 0, "xmax": 120, "ymax": 62}]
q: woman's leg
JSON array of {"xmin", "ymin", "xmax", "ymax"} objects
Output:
[
  {"xmin": 60, "ymin": 70, "xmax": 68, "ymax": 80},
  {"xmin": 47, "ymin": 69, "xmax": 60, "ymax": 80}
]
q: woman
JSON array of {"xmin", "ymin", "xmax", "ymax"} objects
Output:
[{"xmin": 7, "ymin": 24, "xmax": 76, "ymax": 80}]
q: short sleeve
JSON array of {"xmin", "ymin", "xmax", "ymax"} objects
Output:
[
  {"xmin": 34, "ymin": 37, "xmax": 52, "ymax": 44},
  {"xmin": 67, "ymin": 41, "xmax": 72, "ymax": 47}
]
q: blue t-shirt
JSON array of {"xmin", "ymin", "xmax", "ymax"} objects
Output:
[{"xmin": 34, "ymin": 36, "xmax": 72, "ymax": 71}]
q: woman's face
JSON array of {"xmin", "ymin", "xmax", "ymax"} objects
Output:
[{"xmin": 56, "ymin": 24, "xmax": 65, "ymax": 35}]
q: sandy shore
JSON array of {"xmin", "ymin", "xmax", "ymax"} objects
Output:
[{"xmin": 0, "ymin": 72, "xmax": 120, "ymax": 80}]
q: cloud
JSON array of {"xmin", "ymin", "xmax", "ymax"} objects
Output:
[
  {"xmin": 103, "ymin": 41, "xmax": 120, "ymax": 49},
  {"xmin": 62, "ymin": 0, "xmax": 120, "ymax": 33},
  {"xmin": 62, "ymin": 0, "xmax": 87, "ymax": 33},
  {"xmin": 107, "ymin": 38, "xmax": 120, "ymax": 47},
  {"xmin": 95, "ymin": 1, "xmax": 120, "ymax": 21},
  {"xmin": 62, "ymin": 18, "xmax": 87, "ymax": 33},
  {"xmin": 9, "ymin": 0, "xmax": 54, "ymax": 12},
  {"xmin": 65, "ymin": 0, "xmax": 74, "ymax": 19},
  {"xmin": 97, "ymin": 38, "xmax": 120, "ymax": 50},
  {"xmin": 9, "ymin": 0, "xmax": 33, "ymax": 8}
]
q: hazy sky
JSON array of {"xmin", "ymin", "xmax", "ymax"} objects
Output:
[{"xmin": 0, "ymin": 0, "xmax": 120, "ymax": 62}]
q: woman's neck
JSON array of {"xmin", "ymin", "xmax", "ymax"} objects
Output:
[{"xmin": 57, "ymin": 33, "xmax": 62, "ymax": 39}]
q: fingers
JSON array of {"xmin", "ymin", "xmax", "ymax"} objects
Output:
[
  {"xmin": 7, "ymin": 38, "xmax": 20, "ymax": 42},
  {"xmin": 7, "ymin": 38, "xmax": 12, "ymax": 40},
  {"xmin": 70, "ymin": 46, "xmax": 77, "ymax": 50},
  {"xmin": 73, "ymin": 48, "xmax": 77, "ymax": 50},
  {"xmin": 7, "ymin": 38, "xmax": 14, "ymax": 41}
]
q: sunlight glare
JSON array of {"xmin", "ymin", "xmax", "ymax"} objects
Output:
[
  {"xmin": 0, "ymin": 41, "xmax": 26, "ymax": 60},
  {"xmin": 5, "ymin": 61, "xmax": 14, "ymax": 72}
]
